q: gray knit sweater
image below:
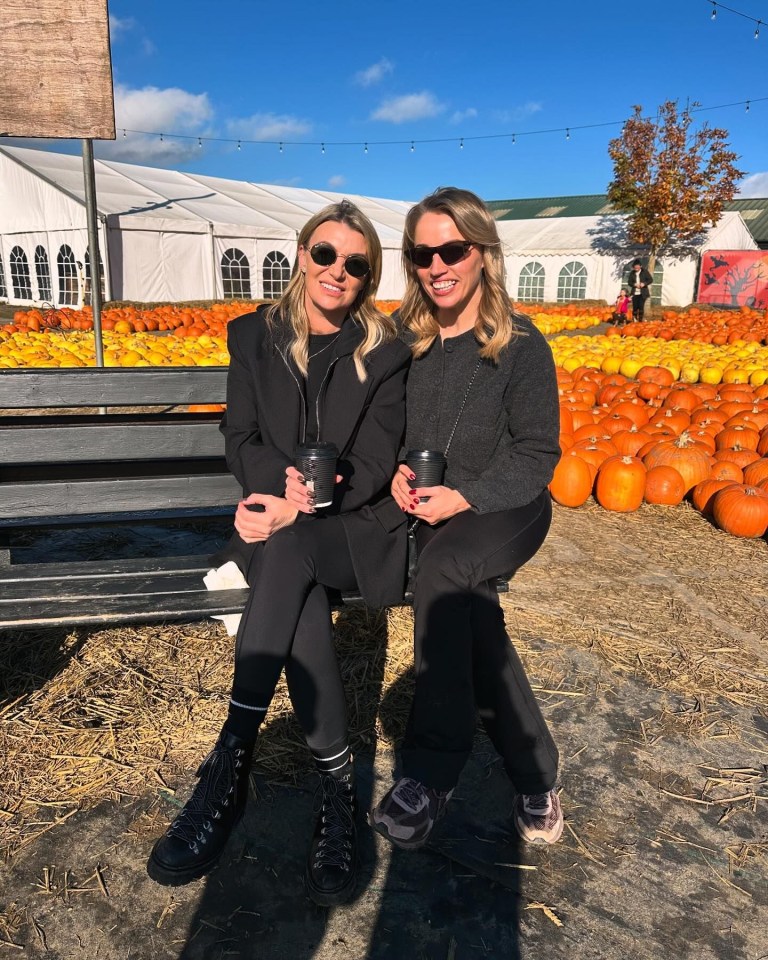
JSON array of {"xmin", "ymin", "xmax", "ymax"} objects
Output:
[{"xmin": 403, "ymin": 316, "xmax": 561, "ymax": 513}]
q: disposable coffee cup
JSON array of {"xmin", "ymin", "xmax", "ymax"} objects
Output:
[
  {"xmin": 405, "ymin": 449, "xmax": 446, "ymax": 502},
  {"xmin": 295, "ymin": 442, "xmax": 339, "ymax": 509}
]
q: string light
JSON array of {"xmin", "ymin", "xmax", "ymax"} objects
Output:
[
  {"xmin": 459, "ymin": 137, "xmax": 464, "ymax": 150},
  {"xmin": 116, "ymin": 96, "xmax": 768, "ymax": 157},
  {"xmin": 122, "ymin": 129, "xmax": 126, "ymax": 138},
  {"xmin": 705, "ymin": 0, "xmax": 764, "ymax": 36},
  {"xmin": 746, "ymin": 100, "xmax": 750, "ymax": 112}
]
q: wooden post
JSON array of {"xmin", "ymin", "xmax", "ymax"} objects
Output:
[{"xmin": 82, "ymin": 139, "xmax": 105, "ymax": 367}]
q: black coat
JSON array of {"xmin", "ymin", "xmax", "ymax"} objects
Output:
[
  {"xmin": 628, "ymin": 266, "xmax": 653, "ymax": 299},
  {"xmin": 213, "ymin": 306, "xmax": 411, "ymax": 607}
]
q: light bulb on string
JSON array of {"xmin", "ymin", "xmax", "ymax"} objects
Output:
[
  {"xmin": 711, "ymin": 2, "xmax": 716, "ymax": 20},
  {"xmin": 746, "ymin": 100, "xmax": 750, "ymax": 112},
  {"xmin": 459, "ymin": 138, "xmax": 464, "ymax": 150},
  {"xmin": 237, "ymin": 140, "xmax": 241, "ymax": 151},
  {"xmin": 198, "ymin": 137, "xmax": 202, "ymax": 148},
  {"xmin": 512, "ymin": 133, "xmax": 516, "ymax": 144},
  {"xmin": 122, "ymin": 129, "xmax": 126, "ymax": 138},
  {"xmin": 279, "ymin": 142, "xmax": 283, "ymax": 154},
  {"xmin": 321, "ymin": 142, "xmax": 325, "ymax": 155},
  {"xmin": 160, "ymin": 133, "xmax": 164, "ymax": 142},
  {"xmin": 755, "ymin": 21, "xmax": 761, "ymax": 38},
  {"xmin": 364, "ymin": 142, "xmax": 368, "ymax": 154},
  {"xmin": 565, "ymin": 128, "xmax": 570, "ymax": 141},
  {"xmin": 410, "ymin": 141, "xmax": 415, "ymax": 153}
]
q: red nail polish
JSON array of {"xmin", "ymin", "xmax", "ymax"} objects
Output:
[
  {"xmin": 409, "ymin": 490, "xmax": 416, "ymax": 495},
  {"xmin": 409, "ymin": 474, "xmax": 416, "ymax": 480}
]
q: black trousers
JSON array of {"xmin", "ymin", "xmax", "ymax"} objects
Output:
[
  {"xmin": 401, "ymin": 492, "xmax": 559, "ymax": 794},
  {"xmin": 232, "ymin": 516, "xmax": 357, "ymax": 754},
  {"xmin": 632, "ymin": 294, "xmax": 646, "ymax": 321}
]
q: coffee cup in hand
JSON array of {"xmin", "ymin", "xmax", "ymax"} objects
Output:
[
  {"xmin": 294, "ymin": 442, "xmax": 339, "ymax": 509},
  {"xmin": 405, "ymin": 449, "xmax": 447, "ymax": 502}
]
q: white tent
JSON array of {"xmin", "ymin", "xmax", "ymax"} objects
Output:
[
  {"xmin": 496, "ymin": 213, "xmax": 757, "ymax": 307},
  {"xmin": 0, "ymin": 145, "xmax": 410, "ymax": 305},
  {"xmin": 0, "ymin": 144, "xmax": 757, "ymax": 309}
]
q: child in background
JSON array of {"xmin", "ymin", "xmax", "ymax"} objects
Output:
[{"xmin": 613, "ymin": 289, "xmax": 630, "ymax": 325}]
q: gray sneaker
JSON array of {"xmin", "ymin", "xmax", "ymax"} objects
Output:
[
  {"xmin": 513, "ymin": 789, "xmax": 564, "ymax": 844},
  {"xmin": 370, "ymin": 777, "xmax": 453, "ymax": 849}
]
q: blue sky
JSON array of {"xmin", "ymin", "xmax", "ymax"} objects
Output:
[{"xmin": 7, "ymin": 0, "xmax": 768, "ymax": 201}]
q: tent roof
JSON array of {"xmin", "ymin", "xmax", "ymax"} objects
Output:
[
  {"xmin": 495, "ymin": 211, "xmax": 756, "ymax": 256},
  {"xmin": 487, "ymin": 193, "xmax": 768, "ymax": 246},
  {"xmin": 0, "ymin": 145, "xmax": 410, "ymax": 244}
]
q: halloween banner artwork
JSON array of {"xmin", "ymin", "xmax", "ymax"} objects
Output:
[{"xmin": 697, "ymin": 250, "xmax": 768, "ymax": 309}]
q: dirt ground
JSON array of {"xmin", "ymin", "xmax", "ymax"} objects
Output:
[{"xmin": 1, "ymin": 502, "xmax": 767, "ymax": 960}]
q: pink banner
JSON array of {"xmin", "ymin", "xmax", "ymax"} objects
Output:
[{"xmin": 697, "ymin": 250, "xmax": 768, "ymax": 309}]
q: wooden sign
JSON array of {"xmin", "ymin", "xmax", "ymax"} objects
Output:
[{"xmin": 0, "ymin": 0, "xmax": 115, "ymax": 139}]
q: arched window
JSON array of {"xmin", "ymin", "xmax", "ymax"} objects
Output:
[
  {"xmin": 557, "ymin": 261, "xmax": 587, "ymax": 302},
  {"xmin": 10, "ymin": 247, "xmax": 33, "ymax": 300},
  {"xmin": 221, "ymin": 248, "xmax": 251, "ymax": 299},
  {"xmin": 84, "ymin": 248, "xmax": 105, "ymax": 306},
  {"xmin": 262, "ymin": 250, "xmax": 291, "ymax": 300},
  {"xmin": 35, "ymin": 246, "xmax": 53, "ymax": 302},
  {"xmin": 0, "ymin": 255, "xmax": 7, "ymax": 299},
  {"xmin": 517, "ymin": 261, "xmax": 546, "ymax": 303},
  {"xmin": 57, "ymin": 245, "xmax": 79, "ymax": 306}
]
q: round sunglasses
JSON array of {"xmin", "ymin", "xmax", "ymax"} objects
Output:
[
  {"xmin": 405, "ymin": 241, "xmax": 475, "ymax": 269},
  {"xmin": 309, "ymin": 242, "xmax": 370, "ymax": 279}
]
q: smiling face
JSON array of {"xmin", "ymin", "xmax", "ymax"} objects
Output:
[
  {"xmin": 411, "ymin": 211, "xmax": 484, "ymax": 327},
  {"xmin": 297, "ymin": 220, "xmax": 369, "ymax": 330}
]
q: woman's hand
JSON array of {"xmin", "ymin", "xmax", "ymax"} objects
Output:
[
  {"xmin": 234, "ymin": 494, "xmax": 298, "ymax": 542},
  {"xmin": 391, "ymin": 463, "xmax": 414, "ymax": 511},
  {"xmin": 284, "ymin": 466, "xmax": 342, "ymax": 514},
  {"xmin": 395, "ymin": 463, "xmax": 472, "ymax": 524}
]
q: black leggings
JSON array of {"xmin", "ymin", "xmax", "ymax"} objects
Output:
[
  {"xmin": 401, "ymin": 492, "xmax": 559, "ymax": 794},
  {"xmin": 232, "ymin": 516, "xmax": 357, "ymax": 754}
]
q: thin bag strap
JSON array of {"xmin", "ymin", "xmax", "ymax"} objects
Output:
[{"xmin": 443, "ymin": 357, "xmax": 482, "ymax": 458}]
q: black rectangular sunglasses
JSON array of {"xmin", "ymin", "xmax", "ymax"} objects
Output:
[
  {"xmin": 405, "ymin": 241, "xmax": 474, "ymax": 269},
  {"xmin": 309, "ymin": 242, "xmax": 370, "ymax": 279}
]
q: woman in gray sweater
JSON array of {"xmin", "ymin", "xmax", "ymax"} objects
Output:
[{"xmin": 371, "ymin": 187, "xmax": 564, "ymax": 848}]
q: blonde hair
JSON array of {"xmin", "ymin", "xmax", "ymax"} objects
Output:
[
  {"xmin": 266, "ymin": 200, "xmax": 395, "ymax": 381},
  {"xmin": 400, "ymin": 186, "xmax": 525, "ymax": 362}
]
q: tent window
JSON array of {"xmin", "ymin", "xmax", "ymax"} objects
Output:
[
  {"xmin": 517, "ymin": 261, "xmax": 545, "ymax": 302},
  {"xmin": 35, "ymin": 246, "xmax": 53, "ymax": 302},
  {"xmin": 57, "ymin": 245, "xmax": 79, "ymax": 306},
  {"xmin": 10, "ymin": 247, "xmax": 33, "ymax": 300},
  {"xmin": 221, "ymin": 248, "xmax": 252, "ymax": 299},
  {"xmin": 263, "ymin": 251, "xmax": 290, "ymax": 300},
  {"xmin": 0, "ymin": 255, "xmax": 7, "ymax": 299},
  {"xmin": 557, "ymin": 261, "xmax": 587, "ymax": 302},
  {"xmin": 84, "ymin": 248, "xmax": 106, "ymax": 306}
]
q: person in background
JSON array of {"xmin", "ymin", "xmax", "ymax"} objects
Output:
[
  {"xmin": 370, "ymin": 187, "xmax": 564, "ymax": 850},
  {"xmin": 613, "ymin": 287, "xmax": 630, "ymax": 325},
  {"xmin": 147, "ymin": 201, "xmax": 410, "ymax": 905},
  {"xmin": 628, "ymin": 259, "xmax": 653, "ymax": 322}
]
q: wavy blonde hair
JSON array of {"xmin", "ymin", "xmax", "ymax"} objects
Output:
[
  {"xmin": 400, "ymin": 186, "xmax": 525, "ymax": 362},
  {"xmin": 266, "ymin": 200, "xmax": 395, "ymax": 382}
]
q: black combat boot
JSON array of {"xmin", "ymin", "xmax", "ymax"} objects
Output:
[
  {"xmin": 147, "ymin": 729, "xmax": 253, "ymax": 886},
  {"xmin": 305, "ymin": 764, "xmax": 358, "ymax": 905}
]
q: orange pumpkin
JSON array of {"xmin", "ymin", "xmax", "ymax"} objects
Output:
[
  {"xmin": 549, "ymin": 455, "xmax": 594, "ymax": 507},
  {"xmin": 691, "ymin": 479, "xmax": 738, "ymax": 516},
  {"xmin": 595, "ymin": 455, "xmax": 646, "ymax": 512},
  {"xmin": 642, "ymin": 434, "xmax": 712, "ymax": 493},
  {"xmin": 711, "ymin": 484, "xmax": 768, "ymax": 538},
  {"xmin": 644, "ymin": 465, "xmax": 686, "ymax": 506}
]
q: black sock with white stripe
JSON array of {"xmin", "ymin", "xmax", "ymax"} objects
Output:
[
  {"xmin": 223, "ymin": 693, "xmax": 268, "ymax": 743},
  {"xmin": 312, "ymin": 743, "xmax": 352, "ymax": 779}
]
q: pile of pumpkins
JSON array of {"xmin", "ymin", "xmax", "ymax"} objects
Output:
[{"xmin": 551, "ymin": 365, "xmax": 768, "ymax": 539}]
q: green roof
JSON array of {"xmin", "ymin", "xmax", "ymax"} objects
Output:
[{"xmin": 485, "ymin": 195, "xmax": 768, "ymax": 247}]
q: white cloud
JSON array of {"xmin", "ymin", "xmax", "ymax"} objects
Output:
[
  {"xmin": 449, "ymin": 108, "xmax": 478, "ymax": 125},
  {"xmin": 371, "ymin": 92, "xmax": 445, "ymax": 124},
  {"xmin": 226, "ymin": 113, "xmax": 312, "ymax": 141},
  {"xmin": 328, "ymin": 175, "xmax": 346, "ymax": 188},
  {"xmin": 95, "ymin": 84, "xmax": 214, "ymax": 165},
  {"xmin": 493, "ymin": 101, "xmax": 543, "ymax": 125},
  {"xmin": 109, "ymin": 14, "xmax": 134, "ymax": 40},
  {"xmin": 737, "ymin": 172, "xmax": 768, "ymax": 198},
  {"xmin": 354, "ymin": 58, "xmax": 394, "ymax": 87}
]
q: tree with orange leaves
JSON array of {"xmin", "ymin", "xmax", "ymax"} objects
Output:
[{"xmin": 607, "ymin": 100, "xmax": 744, "ymax": 273}]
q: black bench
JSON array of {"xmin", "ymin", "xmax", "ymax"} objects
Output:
[{"xmin": 0, "ymin": 367, "xmax": 508, "ymax": 632}]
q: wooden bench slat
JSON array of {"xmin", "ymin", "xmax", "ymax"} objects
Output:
[
  {"xmin": 0, "ymin": 475, "xmax": 241, "ymax": 521},
  {"xmin": 0, "ymin": 554, "xmax": 212, "ymax": 583},
  {"xmin": 0, "ymin": 367, "xmax": 228, "ymax": 408},
  {"xmin": 0, "ymin": 571, "xmax": 228, "ymax": 603},
  {"xmin": 3, "ymin": 422, "xmax": 225, "ymax": 464}
]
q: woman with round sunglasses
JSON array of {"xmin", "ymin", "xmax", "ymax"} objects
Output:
[
  {"xmin": 147, "ymin": 201, "xmax": 410, "ymax": 903},
  {"xmin": 370, "ymin": 187, "xmax": 564, "ymax": 849}
]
